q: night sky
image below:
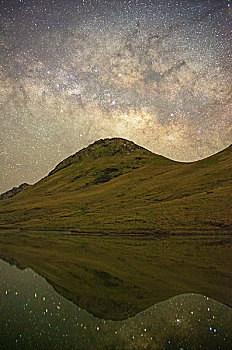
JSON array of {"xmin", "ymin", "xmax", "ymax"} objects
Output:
[{"xmin": 0, "ymin": 0, "xmax": 231, "ymax": 194}]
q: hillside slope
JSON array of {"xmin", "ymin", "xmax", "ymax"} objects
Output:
[
  {"xmin": 0, "ymin": 183, "xmax": 30, "ymax": 200},
  {"xmin": 0, "ymin": 138, "xmax": 231, "ymax": 234}
]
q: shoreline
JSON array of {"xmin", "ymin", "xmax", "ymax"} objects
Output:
[{"xmin": 0, "ymin": 226, "xmax": 231, "ymax": 237}]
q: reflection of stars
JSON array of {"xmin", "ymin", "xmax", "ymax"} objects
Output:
[{"xmin": 1, "ymin": 257, "xmax": 232, "ymax": 348}]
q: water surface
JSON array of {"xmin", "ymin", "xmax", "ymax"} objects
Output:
[
  {"xmin": 1, "ymin": 258, "xmax": 231, "ymax": 350},
  {"xmin": 0, "ymin": 230, "xmax": 231, "ymax": 349}
]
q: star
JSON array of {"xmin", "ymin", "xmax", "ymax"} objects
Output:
[{"xmin": 0, "ymin": 0, "xmax": 231, "ymax": 193}]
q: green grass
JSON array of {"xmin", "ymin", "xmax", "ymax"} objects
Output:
[{"xmin": 0, "ymin": 138, "xmax": 231, "ymax": 234}]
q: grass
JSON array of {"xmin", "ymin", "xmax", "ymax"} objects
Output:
[{"xmin": 0, "ymin": 138, "xmax": 231, "ymax": 234}]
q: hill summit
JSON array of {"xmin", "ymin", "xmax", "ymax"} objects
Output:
[
  {"xmin": 48, "ymin": 138, "xmax": 151, "ymax": 176},
  {"xmin": 0, "ymin": 139, "xmax": 231, "ymax": 234}
]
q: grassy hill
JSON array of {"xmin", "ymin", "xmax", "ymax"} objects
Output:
[{"xmin": 0, "ymin": 138, "xmax": 231, "ymax": 234}]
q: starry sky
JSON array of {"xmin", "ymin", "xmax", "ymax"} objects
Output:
[{"xmin": 0, "ymin": 0, "xmax": 231, "ymax": 194}]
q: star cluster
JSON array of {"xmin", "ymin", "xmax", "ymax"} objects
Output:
[{"xmin": 0, "ymin": 0, "xmax": 231, "ymax": 193}]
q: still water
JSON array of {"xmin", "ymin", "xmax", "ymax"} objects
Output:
[{"xmin": 1, "ymin": 256, "xmax": 232, "ymax": 349}]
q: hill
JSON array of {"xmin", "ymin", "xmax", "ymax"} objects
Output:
[
  {"xmin": 0, "ymin": 183, "xmax": 30, "ymax": 200},
  {"xmin": 0, "ymin": 138, "xmax": 231, "ymax": 234}
]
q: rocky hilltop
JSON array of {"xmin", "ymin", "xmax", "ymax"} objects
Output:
[
  {"xmin": 48, "ymin": 138, "xmax": 154, "ymax": 176},
  {"xmin": 0, "ymin": 183, "xmax": 30, "ymax": 200}
]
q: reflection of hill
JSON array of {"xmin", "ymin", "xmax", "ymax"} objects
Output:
[
  {"xmin": 0, "ymin": 254, "xmax": 26, "ymax": 270},
  {"xmin": 0, "ymin": 138, "xmax": 231, "ymax": 234},
  {"xmin": 0, "ymin": 232, "xmax": 231, "ymax": 320},
  {"xmin": 1, "ymin": 258, "xmax": 232, "ymax": 350}
]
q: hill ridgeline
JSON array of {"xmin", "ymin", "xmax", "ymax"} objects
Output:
[{"xmin": 0, "ymin": 138, "xmax": 231, "ymax": 234}]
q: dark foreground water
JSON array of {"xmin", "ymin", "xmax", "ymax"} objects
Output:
[{"xmin": 1, "ymin": 258, "xmax": 232, "ymax": 350}]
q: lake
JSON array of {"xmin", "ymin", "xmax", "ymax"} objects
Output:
[{"xmin": 0, "ymin": 230, "xmax": 231, "ymax": 349}]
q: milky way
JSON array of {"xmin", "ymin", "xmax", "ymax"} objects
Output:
[{"xmin": 0, "ymin": 0, "xmax": 231, "ymax": 193}]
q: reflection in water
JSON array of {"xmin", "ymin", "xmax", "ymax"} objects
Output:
[
  {"xmin": 1, "ymin": 259, "xmax": 231, "ymax": 349},
  {"xmin": 1, "ymin": 232, "xmax": 231, "ymax": 321}
]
